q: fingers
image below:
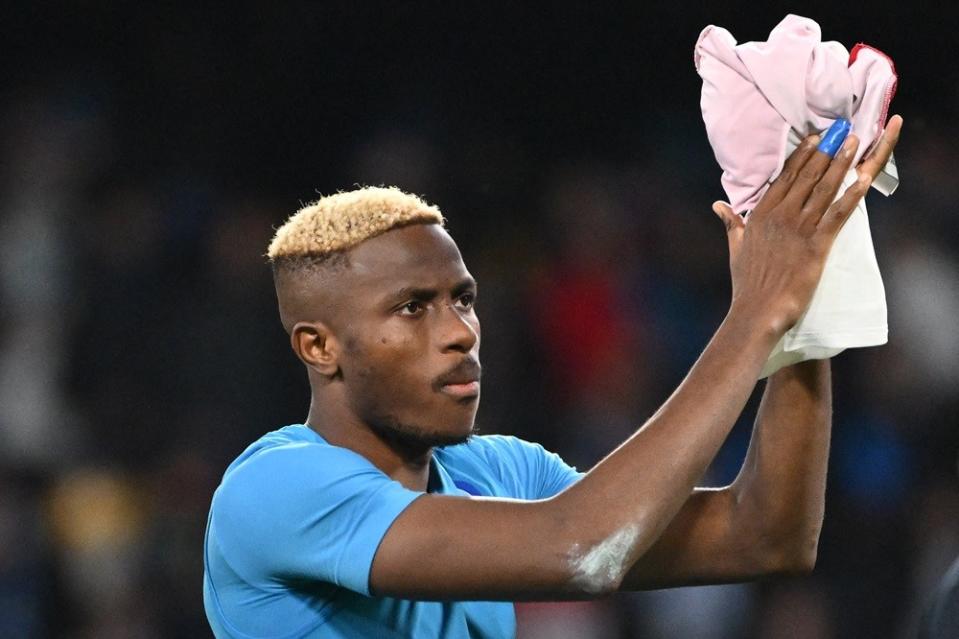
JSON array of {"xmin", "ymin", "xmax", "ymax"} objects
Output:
[
  {"xmin": 857, "ymin": 114, "xmax": 903, "ymax": 181},
  {"xmin": 817, "ymin": 173, "xmax": 872, "ymax": 237},
  {"xmin": 781, "ymin": 146, "xmax": 839, "ymax": 210},
  {"xmin": 712, "ymin": 201, "xmax": 743, "ymax": 231},
  {"xmin": 762, "ymin": 134, "xmax": 821, "ymax": 207},
  {"xmin": 781, "ymin": 118, "xmax": 855, "ymax": 209},
  {"xmin": 799, "ymin": 135, "xmax": 860, "ymax": 227},
  {"xmin": 712, "ymin": 201, "xmax": 745, "ymax": 259}
]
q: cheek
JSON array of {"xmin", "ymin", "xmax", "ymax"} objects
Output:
[{"xmin": 347, "ymin": 333, "xmax": 430, "ymax": 405}]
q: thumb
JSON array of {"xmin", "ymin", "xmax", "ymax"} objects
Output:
[{"xmin": 712, "ymin": 200, "xmax": 745, "ymax": 256}]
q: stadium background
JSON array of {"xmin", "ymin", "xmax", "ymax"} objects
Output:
[{"xmin": 1, "ymin": 3, "xmax": 957, "ymax": 637}]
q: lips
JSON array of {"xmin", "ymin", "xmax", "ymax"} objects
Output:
[
  {"xmin": 433, "ymin": 358, "xmax": 482, "ymax": 399},
  {"xmin": 440, "ymin": 380, "xmax": 481, "ymax": 399}
]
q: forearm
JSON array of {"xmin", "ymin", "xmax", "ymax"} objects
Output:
[
  {"xmin": 730, "ymin": 358, "xmax": 832, "ymax": 568},
  {"xmin": 613, "ymin": 359, "xmax": 832, "ymax": 591},
  {"xmin": 549, "ymin": 304, "xmax": 780, "ymax": 592}
]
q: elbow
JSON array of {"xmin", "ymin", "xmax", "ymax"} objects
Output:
[
  {"xmin": 733, "ymin": 489, "xmax": 823, "ymax": 578},
  {"xmin": 561, "ymin": 524, "xmax": 643, "ymax": 597},
  {"xmin": 776, "ymin": 545, "xmax": 818, "ymax": 577},
  {"xmin": 565, "ymin": 561, "xmax": 626, "ymax": 597},
  {"xmin": 764, "ymin": 533, "xmax": 819, "ymax": 577}
]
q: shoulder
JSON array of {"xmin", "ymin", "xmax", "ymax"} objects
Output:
[
  {"xmin": 221, "ymin": 424, "xmax": 360, "ymax": 478},
  {"xmin": 213, "ymin": 425, "xmax": 384, "ymax": 517},
  {"xmin": 207, "ymin": 424, "xmax": 424, "ymax": 593}
]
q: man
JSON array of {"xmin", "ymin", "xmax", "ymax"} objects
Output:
[{"xmin": 203, "ymin": 116, "xmax": 901, "ymax": 638}]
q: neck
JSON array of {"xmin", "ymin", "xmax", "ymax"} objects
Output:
[{"xmin": 306, "ymin": 397, "xmax": 433, "ymax": 492}]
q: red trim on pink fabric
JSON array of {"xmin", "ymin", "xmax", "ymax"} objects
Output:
[
  {"xmin": 849, "ymin": 43, "xmax": 897, "ymax": 76},
  {"xmin": 848, "ymin": 43, "xmax": 898, "ymax": 135}
]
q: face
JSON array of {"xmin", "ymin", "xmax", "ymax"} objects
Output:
[{"xmin": 330, "ymin": 224, "xmax": 481, "ymax": 448}]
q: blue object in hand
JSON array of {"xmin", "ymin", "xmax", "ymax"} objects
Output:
[{"xmin": 817, "ymin": 118, "xmax": 852, "ymax": 157}]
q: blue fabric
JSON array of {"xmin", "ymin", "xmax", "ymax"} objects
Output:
[{"xmin": 203, "ymin": 424, "xmax": 583, "ymax": 638}]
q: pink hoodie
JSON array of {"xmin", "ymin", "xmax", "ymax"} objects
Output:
[{"xmin": 695, "ymin": 14, "xmax": 898, "ymax": 213}]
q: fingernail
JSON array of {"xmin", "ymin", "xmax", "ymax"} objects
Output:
[{"xmin": 817, "ymin": 119, "xmax": 852, "ymax": 158}]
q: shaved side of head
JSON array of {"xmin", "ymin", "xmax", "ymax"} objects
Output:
[
  {"xmin": 268, "ymin": 186, "xmax": 444, "ymax": 333},
  {"xmin": 272, "ymin": 252, "xmax": 351, "ymax": 333}
]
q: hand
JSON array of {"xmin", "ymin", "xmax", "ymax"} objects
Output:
[
  {"xmin": 711, "ymin": 115, "xmax": 903, "ymax": 335},
  {"xmin": 855, "ymin": 114, "xmax": 903, "ymax": 182}
]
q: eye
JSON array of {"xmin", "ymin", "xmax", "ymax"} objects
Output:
[
  {"xmin": 456, "ymin": 293, "xmax": 476, "ymax": 310},
  {"xmin": 399, "ymin": 301, "xmax": 424, "ymax": 316}
]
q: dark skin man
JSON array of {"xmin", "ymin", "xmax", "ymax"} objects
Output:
[{"xmin": 275, "ymin": 116, "xmax": 902, "ymax": 600}]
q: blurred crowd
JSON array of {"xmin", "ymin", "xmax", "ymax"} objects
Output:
[{"xmin": 2, "ymin": 5, "xmax": 958, "ymax": 638}]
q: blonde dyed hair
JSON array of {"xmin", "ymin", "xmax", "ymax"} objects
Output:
[{"xmin": 267, "ymin": 186, "xmax": 444, "ymax": 263}]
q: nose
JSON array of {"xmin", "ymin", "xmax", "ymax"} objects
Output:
[{"xmin": 437, "ymin": 302, "xmax": 479, "ymax": 354}]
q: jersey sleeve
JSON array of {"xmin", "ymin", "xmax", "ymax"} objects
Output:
[
  {"xmin": 476, "ymin": 435, "xmax": 585, "ymax": 500},
  {"xmin": 210, "ymin": 442, "xmax": 422, "ymax": 596}
]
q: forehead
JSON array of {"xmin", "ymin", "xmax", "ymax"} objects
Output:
[{"xmin": 346, "ymin": 223, "xmax": 470, "ymax": 287}]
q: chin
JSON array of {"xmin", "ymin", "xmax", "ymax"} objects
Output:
[
  {"xmin": 421, "ymin": 415, "xmax": 477, "ymax": 448},
  {"xmin": 368, "ymin": 412, "xmax": 476, "ymax": 450},
  {"xmin": 445, "ymin": 419, "xmax": 477, "ymax": 444}
]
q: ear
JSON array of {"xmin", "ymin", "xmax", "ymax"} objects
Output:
[{"xmin": 290, "ymin": 321, "xmax": 341, "ymax": 378}]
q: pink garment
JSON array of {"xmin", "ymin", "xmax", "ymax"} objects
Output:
[
  {"xmin": 694, "ymin": 14, "xmax": 898, "ymax": 213},
  {"xmin": 694, "ymin": 15, "xmax": 899, "ymax": 378}
]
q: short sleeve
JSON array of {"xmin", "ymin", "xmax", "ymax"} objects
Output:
[
  {"xmin": 473, "ymin": 435, "xmax": 584, "ymax": 500},
  {"xmin": 210, "ymin": 442, "xmax": 422, "ymax": 596}
]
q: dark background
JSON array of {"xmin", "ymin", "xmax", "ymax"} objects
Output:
[{"xmin": 1, "ymin": 3, "xmax": 957, "ymax": 637}]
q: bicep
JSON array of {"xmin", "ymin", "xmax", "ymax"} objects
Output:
[
  {"xmin": 618, "ymin": 487, "xmax": 771, "ymax": 590},
  {"xmin": 370, "ymin": 493, "xmax": 583, "ymax": 601}
]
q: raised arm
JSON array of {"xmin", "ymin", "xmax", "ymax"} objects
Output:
[
  {"xmin": 614, "ymin": 116, "xmax": 901, "ymax": 590},
  {"xmin": 617, "ymin": 358, "xmax": 831, "ymax": 590},
  {"xmin": 369, "ymin": 120, "xmax": 896, "ymax": 602}
]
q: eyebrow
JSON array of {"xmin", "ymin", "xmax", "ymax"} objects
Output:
[{"xmin": 386, "ymin": 277, "xmax": 477, "ymax": 305}]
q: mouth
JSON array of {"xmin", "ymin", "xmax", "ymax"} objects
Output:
[
  {"xmin": 433, "ymin": 357, "xmax": 482, "ymax": 401},
  {"xmin": 439, "ymin": 380, "xmax": 481, "ymax": 400}
]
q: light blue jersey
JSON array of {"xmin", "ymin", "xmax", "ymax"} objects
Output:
[{"xmin": 203, "ymin": 424, "xmax": 583, "ymax": 638}]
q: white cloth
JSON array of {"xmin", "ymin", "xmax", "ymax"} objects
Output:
[{"xmin": 694, "ymin": 15, "xmax": 900, "ymax": 377}]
